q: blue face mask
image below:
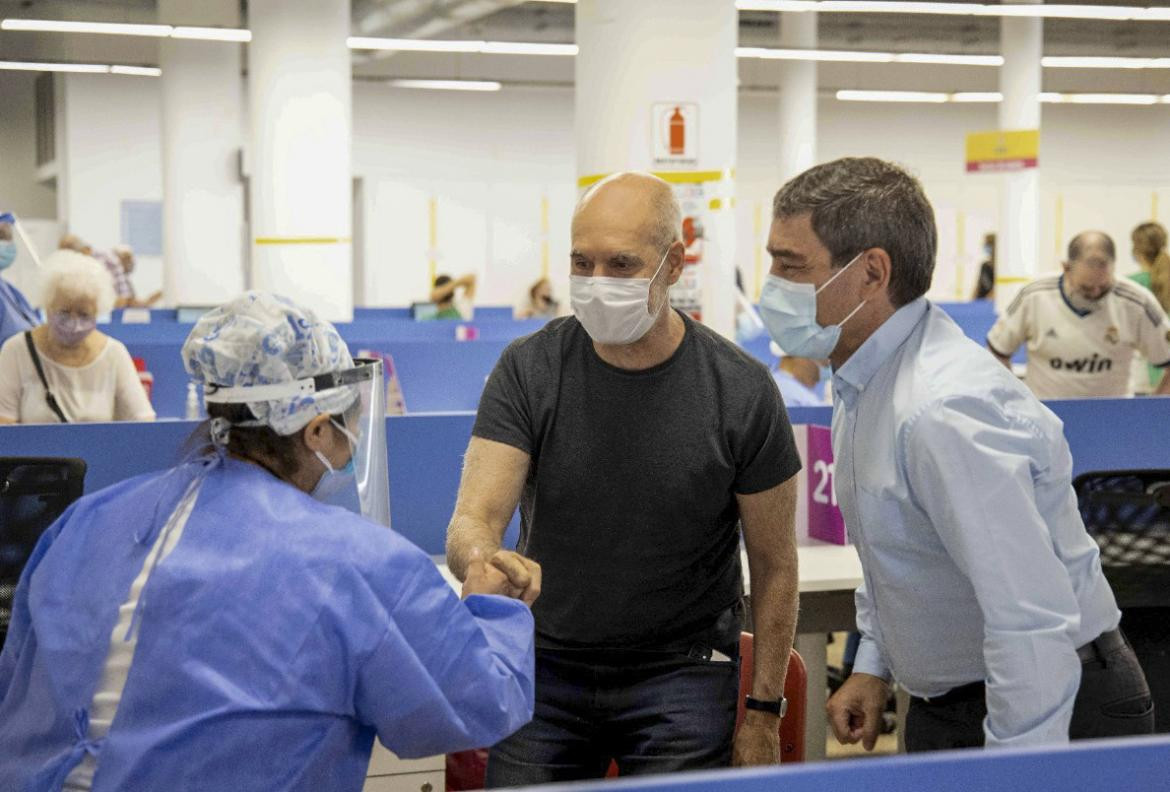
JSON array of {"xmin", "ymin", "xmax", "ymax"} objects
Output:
[
  {"xmin": 0, "ymin": 240, "xmax": 16, "ymax": 271},
  {"xmin": 759, "ymin": 252, "xmax": 867, "ymax": 360},
  {"xmin": 311, "ymin": 419, "xmax": 358, "ymax": 502}
]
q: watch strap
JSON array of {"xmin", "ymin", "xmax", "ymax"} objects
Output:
[{"xmin": 744, "ymin": 695, "xmax": 788, "ymax": 717}]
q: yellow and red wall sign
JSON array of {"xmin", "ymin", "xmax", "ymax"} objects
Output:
[{"xmin": 965, "ymin": 129, "xmax": 1040, "ymax": 173}]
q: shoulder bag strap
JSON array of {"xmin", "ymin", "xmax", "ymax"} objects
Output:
[{"xmin": 23, "ymin": 331, "xmax": 69, "ymax": 423}]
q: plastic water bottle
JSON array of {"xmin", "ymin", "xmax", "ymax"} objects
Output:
[{"xmin": 185, "ymin": 382, "xmax": 202, "ymax": 420}]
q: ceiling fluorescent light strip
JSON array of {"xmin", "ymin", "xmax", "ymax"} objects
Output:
[
  {"xmin": 735, "ymin": 2, "xmax": 1170, "ymax": 21},
  {"xmin": 0, "ymin": 19, "xmax": 170, "ymax": 36},
  {"xmin": 1042, "ymin": 56, "xmax": 1170, "ymax": 70},
  {"xmin": 348, "ymin": 36, "xmax": 575, "ymax": 55},
  {"xmin": 110, "ymin": 65, "xmax": 162, "ymax": 77},
  {"xmin": 171, "ymin": 26, "xmax": 252, "ymax": 42},
  {"xmin": 389, "ymin": 79, "xmax": 502, "ymax": 91},
  {"xmin": 1, "ymin": 18, "xmax": 250, "ymax": 41},
  {"xmin": 0, "ymin": 60, "xmax": 112, "ymax": 73},
  {"xmin": 738, "ymin": 47, "xmax": 1165, "ymax": 70},
  {"xmin": 837, "ymin": 90, "xmax": 949, "ymax": 102},
  {"xmin": 839, "ymin": 89, "xmax": 1168, "ymax": 105}
]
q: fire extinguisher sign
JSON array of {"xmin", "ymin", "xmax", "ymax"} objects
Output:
[{"xmin": 651, "ymin": 102, "xmax": 698, "ymax": 166}]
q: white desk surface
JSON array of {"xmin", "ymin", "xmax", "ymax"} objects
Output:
[
  {"xmin": 433, "ymin": 541, "xmax": 862, "ymax": 597},
  {"xmin": 793, "ymin": 542, "xmax": 863, "ymax": 593}
]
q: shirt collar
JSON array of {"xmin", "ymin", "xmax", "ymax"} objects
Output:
[
  {"xmin": 1058, "ymin": 274, "xmax": 1093, "ymax": 318},
  {"xmin": 833, "ymin": 297, "xmax": 929, "ymax": 406}
]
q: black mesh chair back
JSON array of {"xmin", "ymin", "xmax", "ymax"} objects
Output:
[
  {"xmin": 0, "ymin": 457, "xmax": 86, "ymax": 649},
  {"xmin": 1073, "ymin": 469, "xmax": 1170, "ymax": 608}
]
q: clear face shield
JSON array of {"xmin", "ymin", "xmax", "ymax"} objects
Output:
[{"xmin": 202, "ymin": 358, "xmax": 391, "ymax": 527}]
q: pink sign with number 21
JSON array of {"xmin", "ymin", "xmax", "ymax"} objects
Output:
[{"xmin": 806, "ymin": 425, "xmax": 847, "ymax": 544}]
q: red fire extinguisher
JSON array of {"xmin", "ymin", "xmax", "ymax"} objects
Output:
[
  {"xmin": 133, "ymin": 357, "xmax": 154, "ymax": 403},
  {"xmin": 669, "ymin": 106, "xmax": 686, "ymax": 155}
]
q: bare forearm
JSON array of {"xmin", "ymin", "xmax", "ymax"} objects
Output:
[
  {"xmin": 445, "ymin": 513, "xmax": 504, "ymax": 581},
  {"xmin": 749, "ymin": 553, "xmax": 799, "ymax": 700}
]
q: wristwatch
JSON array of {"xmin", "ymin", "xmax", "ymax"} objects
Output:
[{"xmin": 744, "ymin": 695, "xmax": 788, "ymax": 717}]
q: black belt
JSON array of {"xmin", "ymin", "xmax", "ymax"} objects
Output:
[{"xmin": 918, "ymin": 628, "xmax": 1125, "ymax": 705}]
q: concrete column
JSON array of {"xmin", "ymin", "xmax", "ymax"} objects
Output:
[
  {"xmin": 575, "ymin": 0, "xmax": 738, "ymax": 339},
  {"xmin": 778, "ymin": 11, "xmax": 818, "ymax": 185},
  {"xmin": 248, "ymin": 0, "xmax": 353, "ymax": 321},
  {"xmin": 159, "ymin": 0, "xmax": 245, "ymax": 307},
  {"xmin": 996, "ymin": 2, "xmax": 1042, "ymax": 312}
]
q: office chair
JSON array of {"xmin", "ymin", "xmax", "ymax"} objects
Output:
[
  {"xmin": 1074, "ymin": 469, "xmax": 1170, "ymax": 733},
  {"xmin": 0, "ymin": 457, "xmax": 87, "ymax": 650},
  {"xmin": 445, "ymin": 636, "xmax": 808, "ymax": 790}
]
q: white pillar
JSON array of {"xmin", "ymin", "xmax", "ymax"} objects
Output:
[
  {"xmin": 778, "ymin": 11, "xmax": 818, "ymax": 185},
  {"xmin": 575, "ymin": 0, "xmax": 738, "ymax": 340},
  {"xmin": 995, "ymin": 2, "xmax": 1042, "ymax": 313},
  {"xmin": 248, "ymin": 0, "xmax": 353, "ymax": 321},
  {"xmin": 159, "ymin": 0, "xmax": 245, "ymax": 307}
]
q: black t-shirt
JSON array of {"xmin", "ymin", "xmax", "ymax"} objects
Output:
[{"xmin": 473, "ymin": 312, "xmax": 801, "ymax": 648}]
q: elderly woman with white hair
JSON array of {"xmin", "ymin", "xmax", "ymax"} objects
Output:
[{"xmin": 0, "ymin": 249, "xmax": 155, "ymax": 424}]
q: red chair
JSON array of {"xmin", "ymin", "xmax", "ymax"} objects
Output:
[{"xmin": 446, "ymin": 633, "xmax": 806, "ymax": 790}]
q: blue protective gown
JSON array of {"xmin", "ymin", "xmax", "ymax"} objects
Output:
[
  {"xmin": 0, "ymin": 456, "xmax": 534, "ymax": 791},
  {"xmin": 0, "ymin": 277, "xmax": 38, "ymax": 345}
]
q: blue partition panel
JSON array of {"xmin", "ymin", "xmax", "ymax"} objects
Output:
[
  {"xmin": 0, "ymin": 416, "xmax": 518, "ymax": 556},
  {"xmin": 534, "ymin": 736, "xmax": 1170, "ymax": 792},
  {"xmin": 2, "ymin": 398, "xmax": 1166, "ymax": 556},
  {"xmin": 119, "ymin": 337, "xmax": 518, "ymax": 418}
]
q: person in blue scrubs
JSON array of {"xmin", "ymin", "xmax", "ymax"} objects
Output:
[
  {"xmin": 768, "ymin": 342, "xmax": 827, "ymax": 407},
  {"xmin": 0, "ymin": 292, "xmax": 535, "ymax": 792},
  {"xmin": 0, "ymin": 212, "xmax": 40, "ymax": 344}
]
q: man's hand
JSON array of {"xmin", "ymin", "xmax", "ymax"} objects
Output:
[
  {"xmin": 461, "ymin": 553, "xmax": 521, "ymax": 600},
  {"xmin": 732, "ymin": 712, "xmax": 781, "ymax": 767},
  {"xmin": 489, "ymin": 550, "xmax": 542, "ymax": 606},
  {"xmin": 827, "ymin": 673, "xmax": 890, "ymax": 751}
]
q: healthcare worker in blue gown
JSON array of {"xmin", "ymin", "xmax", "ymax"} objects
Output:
[
  {"xmin": 0, "ymin": 212, "xmax": 40, "ymax": 345},
  {"xmin": 0, "ymin": 292, "xmax": 536, "ymax": 792}
]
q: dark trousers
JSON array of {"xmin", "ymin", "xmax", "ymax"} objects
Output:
[
  {"xmin": 485, "ymin": 614, "xmax": 741, "ymax": 788},
  {"xmin": 905, "ymin": 629, "xmax": 1155, "ymax": 752}
]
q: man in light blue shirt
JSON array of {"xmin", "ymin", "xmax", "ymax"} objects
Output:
[{"xmin": 760, "ymin": 157, "xmax": 1152, "ymax": 752}]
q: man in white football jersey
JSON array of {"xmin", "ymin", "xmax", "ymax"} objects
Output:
[{"xmin": 987, "ymin": 231, "xmax": 1170, "ymax": 399}]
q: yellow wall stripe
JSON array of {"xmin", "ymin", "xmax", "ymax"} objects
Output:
[
  {"xmin": 540, "ymin": 194, "xmax": 550, "ymax": 280},
  {"xmin": 1054, "ymin": 193, "xmax": 1064, "ymax": 259},
  {"xmin": 427, "ymin": 196, "xmax": 438, "ymax": 286},
  {"xmin": 254, "ymin": 236, "xmax": 350, "ymax": 245},
  {"xmin": 995, "ymin": 276, "xmax": 1033, "ymax": 285}
]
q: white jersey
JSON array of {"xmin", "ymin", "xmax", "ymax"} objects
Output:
[{"xmin": 987, "ymin": 275, "xmax": 1170, "ymax": 399}]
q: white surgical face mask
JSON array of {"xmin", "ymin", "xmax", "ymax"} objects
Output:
[
  {"xmin": 759, "ymin": 252, "xmax": 867, "ymax": 360},
  {"xmin": 571, "ymin": 248, "xmax": 670, "ymax": 346}
]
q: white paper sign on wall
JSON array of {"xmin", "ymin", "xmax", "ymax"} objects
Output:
[{"xmin": 651, "ymin": 102, "xmax": 698, "ymax": 166}]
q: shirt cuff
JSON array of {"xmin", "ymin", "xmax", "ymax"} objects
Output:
[{"xmin": 852, "ymin": 637, "xmax": 893, "ymax": 683}]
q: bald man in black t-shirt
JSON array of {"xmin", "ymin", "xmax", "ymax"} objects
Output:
[{"xmin": 446, "ymin": 172, "xmax": 801, "ymax": 786}]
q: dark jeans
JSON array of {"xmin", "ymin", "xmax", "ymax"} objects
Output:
[
  {"xmin": 905, "ymin": 629, "xmax": 1155, "ymax": 752},
  {"xmin": 485, "ymin": 612, "xmax": 741, "ymax": 788}
]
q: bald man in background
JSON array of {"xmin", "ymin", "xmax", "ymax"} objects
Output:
[
  {"xmin": 988, "ymin": 231, "xmax": 1170, "ymax": 398},
  {"xmin": 447, "ymin": 172, "xmax": 802, "ymax": 785}
]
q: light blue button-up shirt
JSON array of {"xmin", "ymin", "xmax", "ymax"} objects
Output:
[{"xmin": 832, "ymin": 297, "xmax": 1120, "ymax": 748}]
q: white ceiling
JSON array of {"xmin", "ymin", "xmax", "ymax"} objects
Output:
[{"xmin": 0, "ymin": 0, "xmax": 1168, "ymax": 94}]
